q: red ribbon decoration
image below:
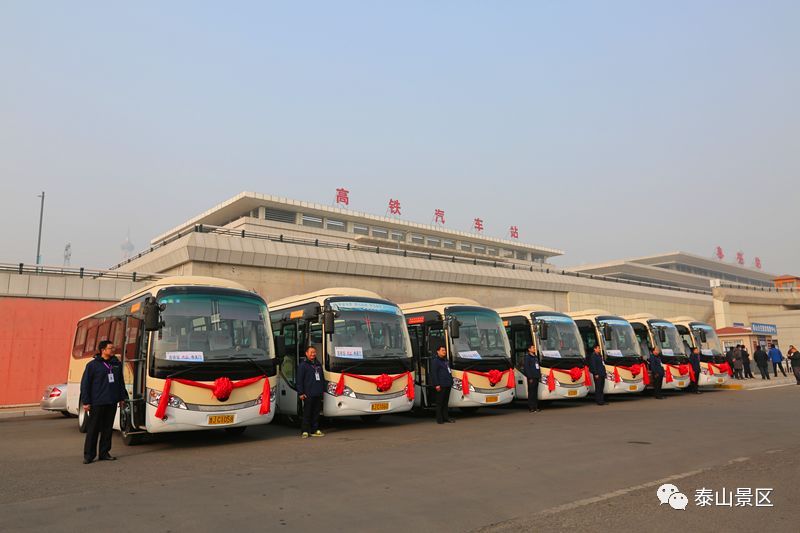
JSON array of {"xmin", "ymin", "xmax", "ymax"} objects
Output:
[
  {"xmin": 612, "ymin": 363, "xmax": 649, "ymax": 385},
  {"xmin": 461, "ymin": 368, "xmax": 515, "ymax": 396},
  {"xmin": 708, "ymin": 362, "xmax": 733, "ymax": 377},
  {"xmin": 546, "ymin": 366, "xmax": 592, "ymax": 392},
  {"xmin": 335, "ymin": 371, "xmax": 414, "ymax": 401},
  {"xmin": 664, "ymin": 364, "xmax": 696, "ymax": 384},
  {"xmin": 155, "ymin": 375, "xmax": 271, "ymax": 420}
]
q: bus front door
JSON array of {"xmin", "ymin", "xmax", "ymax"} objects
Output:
[{"xmin": 277, "ymin": 322, "xmax": 301, "ymax": 417}]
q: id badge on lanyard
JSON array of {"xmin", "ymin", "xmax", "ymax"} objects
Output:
[
  {"xmin": 314, "ymin": 370, "xmax": 321, "ymax": 381},
  {"xmin": 104, "ymin": 362, "xmax": 115, "ymax": 383}
]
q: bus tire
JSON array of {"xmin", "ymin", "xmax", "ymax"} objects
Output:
[
  {"xmin": 460, "ymin": 407, "xmax": 480, "ymax": 415},
  {"xmin": 121, "ymin": 428, "xmax": 144, "ymax": 446},
  {"xmin": 224, "ymin": 426, "xmax": 247, "ymax": 436},
  {"xmin": 120, "ymin": 408, "xmax": 144, "ymax": 445},
  {"xmin": 359, "ymin": 414, "xmax": 382, "ymax": 423},
  {"xmin": 78, "ymin": 408, "xmax": 89, "ymax": 433}
]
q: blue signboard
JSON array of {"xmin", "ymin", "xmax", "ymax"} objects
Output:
[
  {"xmin": 732, "ymin": 322, "xmax": 745, "ymax": 327},
  {"xmin": 751, "ymin": 323, "xmax": 778, "ymax": 335}
]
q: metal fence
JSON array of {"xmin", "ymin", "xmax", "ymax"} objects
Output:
[{"xmin": 1, "ymin": 263, "xmax": 161, "ymax": 283}]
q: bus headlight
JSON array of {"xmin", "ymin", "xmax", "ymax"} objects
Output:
[
  {"xmin": 147, "ymin": 388, "xmax": 187, "ymax": 410},
  {"xmin": 452, "ymin": 378, "xmax": 475, "ymax": 393},
  {"xmin": 327, "ymin": 382, "xmax": 356, "ymax": 398},
  {"xmin": 257, "ymin": 388, "xmax": 278, "ymax": 404}
]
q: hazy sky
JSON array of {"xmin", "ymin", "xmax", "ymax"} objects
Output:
[{"xmin": 1, "ymin": 1, "xmax": 798, "ymax": 274}]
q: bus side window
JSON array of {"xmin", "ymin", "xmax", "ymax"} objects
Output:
[
  {"xmin": 512, "ymin": 328, "xmax": 531, "ymax": 370},
  {"xmin": 575, "ymin": 321, "xmax": 595, "ymax": 354},
  {"xmin": 407, "ymin": 325, "xmax": 422, "ymax": 359},
  {"xmin": 73, "ymin": 321, "xmax": 89, "ymax": 359},
  {"xmin": 428, "ymin": 326, "xmax": 445, "ymax": 355},
  {"xmin": 84, "ymin": 321, "xmax": 99, "ymax": 357},
  {"xmin": 281, "ymin": 323, "xmax": 297, "ymax": 386},
  {"xmin": 125, "ymin": 318, "xmax": 142, "ymax": 360},
  {"xmin": 309, "ymin": 322, "xmax": 323, "ymax": 346}
]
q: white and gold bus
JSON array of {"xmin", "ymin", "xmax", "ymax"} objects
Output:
[
  {"xmin": 66, "ymin": 276, "xmax": 278, "ymax": 444},
  {"xmin": 669, "ymin": 316, "xmax": 732, "ymax": 386},
  {"xmin": 269, "ymin": 288, "xmax": 414, "ymax": 421},
  {"xmin": 567, "ymin": 310, "xmax": 647, "ymax": 394},
  {"xmin": 497, "ymin": 305, "xmax": 589, "ymax": 401},
  {"xmin": 401, "ymin": 298, "xmax": 514, "ymax": 412},
  {"xmin": 624, "ymin": 314, "xmax": 692, "ymax": 390}
]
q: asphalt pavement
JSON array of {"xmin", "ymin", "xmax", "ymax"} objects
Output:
[{"xmin": 0, "ymin": 383, "xmax": 798, "ymax": 532}]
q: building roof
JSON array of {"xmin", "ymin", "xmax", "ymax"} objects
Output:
[
  {"xmin": 152, "ymin": 191, "xmax": 564, "ymax": 258},
  {"xmin": 716, "ymin": 327, "xmax": 753, "ymax": 335}
]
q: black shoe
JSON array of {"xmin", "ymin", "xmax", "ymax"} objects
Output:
[
  {"xmin": 436, "ymin": 421, "xmax": 445, "ymax": 424},
  {"xmin": 655, "ymin": 396, "xmax": 664, "ymax": 400},
  {"xmin": 694, "ymin": 391, "xmax": 702, "ymax": 394},
  {"xmin": 99, "ymin": 455, "xmax": 117, "ymax": 461},
  {"xmin": 83, "ymin": 458, "xmax": 94, "ymax": 464},
  {"xmin": 446, "ymin": 419, "xmax": 456, "ymax": 423}
]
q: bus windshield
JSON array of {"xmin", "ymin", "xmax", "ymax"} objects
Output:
[
  {"xmin": 153, "ymin": 292, "xmax": 273, "ymax": 368},
  {"xmin": 328, "ymin": 301, "xmax": 412, "ymax": 361},
  {"xmin": 449, "ymin": 308, "xmax": 511, "ymax": 361},
  {"xmin": 693, "ymin": 324, "xmax": 724, "ymax": 357},
  {"xmin": 536, "ymin": 315, "xmax": 585, "ymax": 359},
  {"xmin": 651, "ymin": 322, "xmax": 687, "ymax": 357},
  {"xmin": 598, "ymin": 319, "xmax": 642, "ymax": 358}
]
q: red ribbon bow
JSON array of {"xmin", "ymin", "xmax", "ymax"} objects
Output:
[
  {"xmin": 613, "ymin": 363, "xmax": 650, "ymax": 385},
  {"xmin": 461, "ymin": 368, "xmax": 515, "ymax": 396},
  {"xmin": 708, "ymin": 362, "xmax": 733, "ymax": 377},
  {"xmin": 335, "ymin": 371, "xmax": 414, "ymax": 400},
  {"xmin": 664, "ymin": 364, "xmax": 696, "ymax": 384},
  {"xmin": 547, "ymin": 366, "xmax": 592, "ymax": 392},
  {"xmin": 155, "ymin": 375, "xmax": 271, "ymax": 420}
]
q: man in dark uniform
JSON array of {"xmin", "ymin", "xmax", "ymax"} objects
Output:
[
  {"xmin": 587, "ymin": 344, "xmax": 607, "ymax": 405},
  {"xmin": 753, "ymin": 344, "xmax": 770, "ymax": 380},
  {"xmin": 687, "ymin": 347, "xmax": 702, "ymax": 394},
  {"xmin": 741, "ymin": 345, "xmax": 754, "ymax": 379},
  {"xmin": 80, "ymin": 340, "xmax": 128, "ymax": 464},
  {"xmin": 650, "ymin": 346, "xmax": 665, "ymax": 399},
  {"xmin": 297, "ymin": 346, "xmax": 325, "ymax": 438},
  {"xmin": 523, "ymin": 343, "xmax": 542, "ymax": 412},
  {"xmin": 430, "ymin": 345, "xmax": 454, "ymax": 424}
]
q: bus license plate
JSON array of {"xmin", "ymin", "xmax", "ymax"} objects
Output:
[
  {"xmin": 677, "ymin": 382, "xmax": 686, "ymax": 387},
  {"xmin": 629, "ymin": 385, "xmax": 637, "ymax": 391},
  {"xmin": 208, "ymin": 415, "xmax": 235, "ymax": 425},
  {"xmin": 568, "ymin": 390, "xmax": 578, "ymax": 397},
  {"xmin": 717, "ymin": 378, "xmax": 724, "ymax": 383},
  {"xmin": 371, "ymin": 402, "xmax": 389, "ymax": 412},
  {"xmin": 485, "ymin": 395, "xmax": 498, "ymax": 403}
]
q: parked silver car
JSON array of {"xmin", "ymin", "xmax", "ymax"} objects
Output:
[{"xmin": 40, "ymin": 383, "xmax": 71, "ymax": 417}]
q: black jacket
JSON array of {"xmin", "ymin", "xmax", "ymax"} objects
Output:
[
  {"xmin": 523, "ymin": 353, "xmax": 542, "ymax": 380},
  {"xmin": 753, "ymin": 349, "xmax": 769, "ymax": 366},
  {"xmin": 689, "ymin": 352, "xmax": 701, "ymax": 374},
  {"xmin": 80, "ymin": 354, "xmax": 128, "ymax": 406},
  {"xmin": 430, "ymin": 356, "xmax": 454, "ymax": 387},
  {"xmin": 587, "ymin": 351, "xmax": 607, "ymax": 378},
  {"xmin": 789, "ymin": 351, "xmax": 800, "ymax": 368},
  {"xmin": 650, "ymin": 352, "xmax": 665, "ymax": 376},
  {"xmin": 297, "ymin": 357, "xmax": 325, "ymax": 397}
]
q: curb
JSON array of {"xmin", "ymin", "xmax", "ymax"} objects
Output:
[{"xmin": 0, "ymin": 408, "xmax": 54, "ymax": 420}]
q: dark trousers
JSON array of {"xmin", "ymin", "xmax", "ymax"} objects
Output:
[
  {"xmin": 435, "ymin": 387, "xmax": 451, "ymax": 423},
  {"xmin": 527, "ymin": 378, "xmax": 539, "ymax": 410},
  {"xmin": 593, "ymin": 375, "xmax": 605, "ymax": 405},
  {"xmin": 688, "ymin": 376, "xmax": 700, "ymax": 393},
  {"xmin": 734, "ymin": 369, "xmax": 743, "ymax": 379},
  {"xmin": 743, "ymin": 363, "xmax": 754, "ymax": 378},
  {"xmin": 793, "ymin": 366, "xmax": 800, "ymax": 384},
  {"xmin": 772, "ymin": 362, "xmax": 787, "ymax": 377},
  {"xmin": 652, "ymin": 372, "xmax": 664, "ymax": 397},
  {"xmin": 301, "ymin": 395, "xmax": 322, "ymax": 433},
  {"xmin": 84, "ymin": 404, "xmax": 117, "ymax": 461},
  {"xmin": 757, "ymin": 364, "xmax": 770, "ymax": 380}
]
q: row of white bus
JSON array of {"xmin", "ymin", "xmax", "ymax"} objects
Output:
[{"xmin": 65, "ymin": 276, "xmax": 731, "ymax": 444}]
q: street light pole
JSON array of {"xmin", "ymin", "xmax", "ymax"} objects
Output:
[{"xmin": 35, "ymin": 191, "xmax": 45, "ymax": 265}]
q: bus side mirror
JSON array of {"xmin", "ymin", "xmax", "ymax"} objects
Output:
[
  {"xmin": 658, "ymin": 328, "xmax": 667, "ymax": 344},
  {"xmin": 323, "ymin": 307, "xmax": 336, "ymax": 336},
  {"xmin": 698, "ymin": 330, "xmax": 707, "ymax": 343},
  {"xmin": 274, "ymin": 335, "xmax": 286, "ymax": 358},
  {"xmin": 448, "ymin": 318, "xmax": 461, "ymax": 339},
  {"xmin": 537, "ymin": 321, "xmax": 549, "ymax": 341},
  {"xmin": 143, "ymin": 297, "xmax": 165, "ymax": 332},
  {"xmin": 603, "ymin": 323, "xmax": 613, "ymax": 342}
]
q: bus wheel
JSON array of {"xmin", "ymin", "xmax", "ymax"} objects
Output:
[
  {"xmin": 359, "ymin": 415, "xmax": 382, "ymax": 423},
  {"xmin": 224, "ymin": 426, "xmax": 247, "ymax": 436},
  {"xmin": 460, "ymin": 407, "xmax": 480, "ymax": 415},
  {"xmin": 121, "ymin": 428, "xmax": 144, "ymax": 446},
  {"xmin": 78, "ymin": 408, "xmax": 89, "ymax": 433}
]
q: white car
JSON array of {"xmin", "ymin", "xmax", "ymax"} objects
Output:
[{"xmin": 40, "ymin": 383, "xmax": 71, "ymax": 417}]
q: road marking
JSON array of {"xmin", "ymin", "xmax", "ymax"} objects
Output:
[
  {"xmin": 748, "ymin": 383, "xmax": 796, "ymax": 391},
  {"xmin": 536, "ymin": 457, "xmax": 750, "ymax": 515}
]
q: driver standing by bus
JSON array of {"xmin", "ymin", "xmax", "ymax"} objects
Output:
[
  {"xmin": 588, "ymin": 344, "xmax": 607, "ymax": 406},
  {"xmin": 523, "ymin": 343, "xmax": 542, "ymax": 412},
  {"xmin": 650, "ymin": 346, "xmax": 665, "ymax": 399},
  {"xmin": 431, "ymin": 345, "xmax": 454, "ymax": 424},
  {"xmin": 297, "ymin": 346, "xmax": 325, "ymax": 438},
  {"xmin": 80, "ymin": 340, "xmax": 128, "ymax": 464}
]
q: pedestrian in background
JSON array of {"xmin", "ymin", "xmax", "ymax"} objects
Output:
[
  {"xmin": 687, "ymin": 347, "xmax": 702, "ymax": 394},
  {"xmin": 787, "ymin": 345, "xmax": 800, "ymax": 385},
  {"xmin": 297, "ymin": 346, "xmax": 325, "ymax": 438},
  {"xmin": 753, "ymin": 344, "xmax": 770, "ymax": 380},
  {"xmin": 741, "ymin": 345, "xmax": 754, "ymax": 379},
  {"xmin": 588, "ymin": 344, "xmax": 607, "ymax": 405},
  {"xmin": 725, "ymin": 345, "xmax": 735, "ymax": 372},
  {"xmin": 523, "ymin": 343, "xmax": 542, "ymax": 412},
  {"xmin": 732, "ymin": 345, "xmax": 744, "ymax": 380},
  {"xmin": 768, "ymin": 344, "xmax": 787, "ymax": 377},
  {"xmin": 80, "ymin": 340, "xmax": 128, "ymax": 464},
  {"xmin": 431, "ymin": 345, "xmax": 455, "ymax": 424},
  {"xmin": 650, "ymin": 346, "xmax": 665, "ymax": 399}
]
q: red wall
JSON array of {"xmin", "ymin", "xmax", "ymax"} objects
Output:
[{"xmin": 0, "ymin": 298, "xmax": 108, "ymax": 406}]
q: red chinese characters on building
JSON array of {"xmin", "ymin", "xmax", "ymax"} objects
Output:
[
  {"xmin": 754, "ymin": 257, "xmax": 762, "ymax": 269},
  {"xmin": 715, "ymin": 246, "xmax": 724, "ymax": 261},
  {"xmin": 388, "ymin": 199, "xmax": 401, "ymax": 215},
  {"xmin": 473, "ymin": 218, "xmax": 484, "ymax": 232},
  {"xmin": 335, "ymin": 188, "xmax": 350, "ymax": 206},
  {"xmin": 736, "ymin": 251, "xmax": 745, "ymax": 265},
  {"xmin": 434, "ymin": 209, "xmax": 446, "ymax": 224},
  {"xmin": 509, "ymin": 226, "xmax": 519, "ymax": 239}
]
